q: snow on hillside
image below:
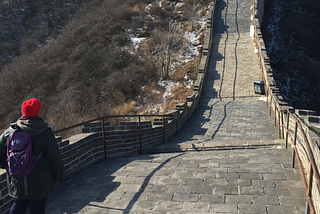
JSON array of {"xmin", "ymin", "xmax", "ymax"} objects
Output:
[
  {"xmin": 130, "ymin": 4, "xmax": 210, "ymax": 114},
  {"xmin": 0, "ymin": 0, "xmax": 210, "ymax": 116}
]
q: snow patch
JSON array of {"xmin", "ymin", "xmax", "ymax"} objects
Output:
[
  {"xmin": 131, "ymin": 37, "xmax": 146, "ymax": 46},
  {"xmin": 134, "ymin": 105, "xmax": 143, "ymax": 111},
  {"xmin": 132, "ymin": 4, "xmax": 208, "ymax": 113},
  {"xmin": 259, "ymin": 97, "xmax": 267, "ymax": 102},
  {"xmin": 250, "ymin": 25, "xmax": 258, "ymax": 53}
]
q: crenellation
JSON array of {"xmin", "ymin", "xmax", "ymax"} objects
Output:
[
  {"xmin": 55, "ymin": 136, "xmax": 62, "ymax": 143},
  {"xmin": 308, "ymin": 116, "xmax": 320, "ymax": 125},
  {"xmin": 308, "ymin": 116, "xmax": 320, "ymax": 133}
]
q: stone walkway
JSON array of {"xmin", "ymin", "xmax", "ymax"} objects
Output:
[
  {"xmin": 45, "ymin": 0, "xmax": 306, "ymax": 213},
  {"xmin": 46, "ymin": 145, "xmax": 305, "ymax": 214},
  {"xmin": 146, "ymin": 0, "xmax": 278, "ymax": 151}
]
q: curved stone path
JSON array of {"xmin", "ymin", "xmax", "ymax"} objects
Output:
[
  {"xmin": 45, "ymin": 0, "xmax": 305, "ymax": 213},
  {"xmin": 148, "ymin": 0, "xmax": 278, "ymax": 151}
]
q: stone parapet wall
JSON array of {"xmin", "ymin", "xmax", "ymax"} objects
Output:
[
  {"xmin": 0, "ymin": 1, "xmax": 217, "ymax": 213},
  {"xmin": 0, "ymin": 171, "xmax": 11, "ymax": 214},
  {"xmin": 252, "ymin": 1, "xmax": 320, "ymax": 213}
]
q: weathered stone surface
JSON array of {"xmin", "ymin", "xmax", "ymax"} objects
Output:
[
  {"xmin": 279, "ymin": 196, "xmax": 306, "ymax": 207},
  {"xmin": 238, "ymin": 204, "xmax": 267, "ymax": 213},
  {"xmin": 172, "ymin": 193, "xmax": 199, "ymax": 202},
  {"xmin": 46, "ymin": 147, "xmax": 305, "ymax": 214},
  {"xmin": 266, "ymin": 205, "xmax": 299, "ymax": 214},
  {"xmin": 239, "ymin": 186, "xmax": 264, "ymax": 195},
  {"xmin": 225, "ymin": 195, "xmax": 252, "ymax": 204},
  {"xmin": 210, "ymin": 203, "xmax": 238, "ymax": 213},
  {"xmin": 252, "ymin": 195, "xmax": 279, "ymax": 205}
]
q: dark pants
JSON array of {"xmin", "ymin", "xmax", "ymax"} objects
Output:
[{"xmin": 9, "ymin": 198, "xmax": 47, "ymax": 214}]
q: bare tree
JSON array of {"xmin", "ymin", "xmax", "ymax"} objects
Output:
[
  {"xmin": 185, "ymin": 0, "xmax": 203, "ymax": 30},
  {"xmin": 154, "ymin": 21, "xmax": 180, "ymax": 79}
]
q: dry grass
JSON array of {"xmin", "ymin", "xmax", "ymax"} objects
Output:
[
  {"xmin": 162, "ymin": 83, "xmax": 194, "ymax": 113},
  {"xmin": 174, "ymin": 55, "xmax": 202, "ymax": 81},
  {"xmin": 0, "ymin": 0, "xmax": 209, "ymax": 132}
]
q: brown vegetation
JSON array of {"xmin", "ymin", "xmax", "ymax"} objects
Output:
[{"xmin": 0, "ymin": 0, "xmax": 210, "ymax": 132}]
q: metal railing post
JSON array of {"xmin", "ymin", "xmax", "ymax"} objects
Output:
[
  {"xmin": 292, "ymin": 122, "xmax": 298, "ymax": 168},
  {"xmin": 285, "ymin": 112, "xmax": 290, "ymax": 149},
  {"xmin": 176, "ymin": 112, "xmax": 178, "ymax": 133},
  {"xmin": 305, "ymin": 163, "xmax": 313, "ymax": 214},
  {"xmin": 194, "ymin": 96, "xmax": 196, "ymax": 114},
  {"xmin": 278, "ymin": 110, "xmax": 281, "ymax": 139},
  {"xmin": 305, "ymin": 201, "xmax": 310, "ymax": 214},
  {"xmin": 269, "ymin": 101, "xmax": 272, "ymax": 116},
  {"xmin": 281, "ymin": 111, "xmax": 284, "ymax": 139},
  {"xmin": 187, "ymin": 104, "xmax": 189, "ymax": 121},
  {"xmin": 274, "ymin": 104, "xmax": 277, "ymax": 126},
  {"xmin": 101, "ymin": 118, "xmax": 107, "ymax": 160},
  {"xmin": 162, "ymin": 115, "xmax": 165, "ymax": 143},
  {"xmin": 138, "ymin": 116, "xmax": 142, "ymax": 154}
]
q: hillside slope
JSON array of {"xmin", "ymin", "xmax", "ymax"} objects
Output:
[
  {"xmin": 0, "ymin": 0, "xmax": 210, "ymax": 131},
  {"xmin": 261, "ymin": 0, "xmax": 320, "ymax": 113}
]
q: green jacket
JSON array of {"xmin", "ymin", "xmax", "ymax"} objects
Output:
[{"xmin": 0, "ymin": 118, "xmax": 65, "ymax": 199}]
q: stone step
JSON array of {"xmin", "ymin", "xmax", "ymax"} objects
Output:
[{"xmin": 143, "ymin": 139, "xmax": 286, "ymax": 154}]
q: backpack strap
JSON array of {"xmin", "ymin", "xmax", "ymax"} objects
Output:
[{"xmin": 24, "ymin": 176, "xmax": 28, "ymax": 195}]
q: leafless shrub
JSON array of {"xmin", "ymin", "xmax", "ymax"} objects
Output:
[
  {"xmin": 0, "ymin": 0, "xmax": 160, "ymax": 131},
  {"xmin": 150, "ymin": 21, "xmax": 181, "ymax": 79},
  {"xmin": 0, "ymin": 0, "xmax": 208, "ymax": 132}
]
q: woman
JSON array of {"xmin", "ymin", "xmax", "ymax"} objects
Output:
[{"xmin": 0, "ymin": 98, "xmax": 65, "ymax": 214}]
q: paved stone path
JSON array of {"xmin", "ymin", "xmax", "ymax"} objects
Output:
[
  {"xmin": 146, "ymin": 0, "xmax": 278, "ymax": 151},
  {"xmin": 44, "ymin": 0, "xmax": 306, "ymax": 213},
  {"xmin": 46, "ymin": 146, "xmax": 305, "ymax": 214}
]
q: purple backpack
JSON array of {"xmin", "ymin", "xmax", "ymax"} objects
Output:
[{"xmin": 6, "ymin": 131, "xmax": 40, "ymax": 177}]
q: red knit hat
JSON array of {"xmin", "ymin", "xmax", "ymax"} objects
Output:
[{"xmin": 21, "ymin": 98, "xmax": 41, "ymax": 117}]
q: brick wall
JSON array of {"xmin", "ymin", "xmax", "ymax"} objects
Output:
[
  {"xmin": 0, "ymin": 1, "xmax": 217, "ymax": 213},
  {"xmin": 0, "ymin": 171, "xmax": 12, "ymax": 214}
]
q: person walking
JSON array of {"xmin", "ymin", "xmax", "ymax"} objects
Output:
[{"xmin": 0, "ymin": 98, "xmax": 65, "ymax": 214}]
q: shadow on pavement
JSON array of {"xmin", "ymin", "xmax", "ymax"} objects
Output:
[{"xmin": 46, "ymin": 153, "xmax": 183, "ymax": 213}]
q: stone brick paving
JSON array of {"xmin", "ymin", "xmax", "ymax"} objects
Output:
[
  {"xmin": 46, "ymin": 146, "xmax": 305, "ymax": 214},
  {"xmin": 44, "ymin": 0, "xmax": 306, "ymax": 213}
]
